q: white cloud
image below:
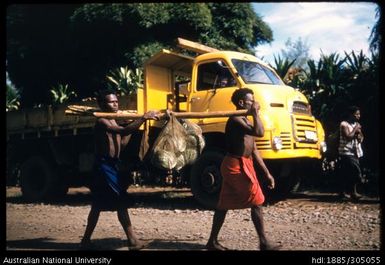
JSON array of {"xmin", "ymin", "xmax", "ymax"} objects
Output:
[{"xmin": 253, "ymin": 2, "xmax": 378, "ymax": 64}]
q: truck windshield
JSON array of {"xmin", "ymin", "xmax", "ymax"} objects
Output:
[{"xmin": 232, "ymin": 59, "xmax": 283, "ymax": 85}]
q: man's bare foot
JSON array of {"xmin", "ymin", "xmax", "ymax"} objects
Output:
[
  {"xmin": 260, "ymin": 243, "xmax": 281, "ymax": 251},
  {"xmin": 350, "ymin": 192, "xmax": 362, "ymax": 201},
  {"xmin": 80, "ymin": 239, "xmax": 96, "ymax": 250},
  {"xmin": 127, "ymin": 239, "xmax": 149, "ymax": 251},
  {"xmin": 206, "ymin": 241, "xmax": 229, "ymax": 251}
]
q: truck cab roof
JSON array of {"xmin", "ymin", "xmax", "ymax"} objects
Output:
[{"xmin": 195, "ymin": 51, "xmax": 272, "ymax": 71}]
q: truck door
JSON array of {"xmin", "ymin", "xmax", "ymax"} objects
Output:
[
  {"xmin": 143, "ymin": 49, "xmax": 193, "ymax": 112},
  {"xmin": 190, "ymin": 60, "xmax": 237, "ymax": 113}
]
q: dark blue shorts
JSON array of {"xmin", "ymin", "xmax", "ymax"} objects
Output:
[{"xmin": 90, "ymin": 156, "xmax": 130, "ymax": 211}]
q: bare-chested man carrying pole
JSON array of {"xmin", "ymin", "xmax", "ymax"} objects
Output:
[
  {"xmin": 206, "ymin": 88, "xmax": 280, "ymax": 251},
  {"xmin": 80, "ymin": 90, "xmax": 159, "ymax": 250}
]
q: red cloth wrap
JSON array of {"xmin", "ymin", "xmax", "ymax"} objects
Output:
[{"xmin": 217, "ymin": 155, "xmax": 265, "ymax": 209}]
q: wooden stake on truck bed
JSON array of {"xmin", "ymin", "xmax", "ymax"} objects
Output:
[{"xmin": 177, "ymin": 37, "xmax": 219, "ymax": 54}]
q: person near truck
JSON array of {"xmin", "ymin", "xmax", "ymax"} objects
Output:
[
  {"xmin": 338, "ymin": 105, "xmax": 364, "ymax": 200},
  {"xmin": 80, "ymin": 89, "xmax": 159, "ymax": 250},
  {"xmin": 206, "ymin": 88, "xmax": 280, "ymax": 251}
]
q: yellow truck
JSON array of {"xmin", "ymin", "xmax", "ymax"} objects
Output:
[{"xmin": 6, "ymin": 38, "xmax": 326, "ymax": 207}]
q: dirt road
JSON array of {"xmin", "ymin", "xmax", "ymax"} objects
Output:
[{"xmin": 6, "ymin": 186, "xmax": 381, "ymax": 251}]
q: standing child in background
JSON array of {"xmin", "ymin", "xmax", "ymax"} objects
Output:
[{"xmin": 338, "ymin": 105, "xmax": 364, "ymax": 200}]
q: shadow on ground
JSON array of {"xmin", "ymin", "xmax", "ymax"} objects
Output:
[
  {"xmin": 6, "ymin": 183, "xmax": 379, "ymax": 210},
  {"xmin": 7, "ymin": 237, "xmax": 83, "ymax": 251},
  {"xmin": 6, "ymin": 188, "xmax": 204, "ymax": 210},
  {"xmin": 145, "ymin": 239, "xmax": 205, "ymax": 251},
  {"xmin": 264, "ymin": 191, "xmax": 380, "ymax": 206},
  {"xmin": 6, "ymin": 237, "xmax": 206, "ymax": 251}
]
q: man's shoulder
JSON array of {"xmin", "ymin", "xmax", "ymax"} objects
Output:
[
  {"xmin": 229, "ymin": 115, "xmax": 244, "ymax": 123},
  {"xmin": 96, "ymin": 117, "xmax": 111, "ymax": 123},
  {"xmin": 340, "ymin": 121, "xmax": 349, "ymax": 127},
  {"xmin": 95, "ymin": 118, "xmax": 103, "ymax": 125},
  {"xmin": 95, "ymin": 118, "xmax": 111, "ymax": 130},
  {"xmin": 226, "ymin": 116, "xmax": 242, "ymax": 128}
]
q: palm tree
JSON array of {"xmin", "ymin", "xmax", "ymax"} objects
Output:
[
  {"xmin": 298, "ymin": 52, "xmax": 348, "ymax": 132},
  {"xmin": 318, "ymin": 52, "xmax": 347, "ymax": 93},
  {"xmin": 344, "ymin": 50, "xmax": 368, "ymax": 77},
  {"xmin": 344, "ymin": 50, "xmax": 378, "ymax": 109},
  {"xmin": 269, "ymin": 54, "xmax": 296, "ymax": 81},
  {"xmin": 369, "ymin": 6, "xmax": 381, "ymax": 55}
]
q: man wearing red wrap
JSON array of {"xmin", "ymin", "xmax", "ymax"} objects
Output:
[{"xmin": 206, "ymin": 88, "xmax": 280, "ymax": 251}]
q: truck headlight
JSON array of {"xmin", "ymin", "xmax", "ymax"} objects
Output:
[
  {"xmin": 272, "ymin": 136, "xmax": 283, "ymax": 150},
  {"xmin": 320, "ymin": 141, "xmax": 327, "ymax": 153}
]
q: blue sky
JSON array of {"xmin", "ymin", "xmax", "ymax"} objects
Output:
[{"xmin": 252, "ymin": 2, "xmax": 378, "ymax": 64}]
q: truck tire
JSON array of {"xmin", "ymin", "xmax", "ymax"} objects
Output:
[
  {"xmin": 20, "ymin": 156, "xmax": 67, "ymax": 201},
  {"xmin": 190, "ymin": 151, "xmax": 224, "ymax": 209},
  {"xmin": 275, "ymin": 174, "xmax": 301, "ymax": 196},
  {"xmin": 261, "ymin": 161, "xmax": 297, "ymax": 202}
]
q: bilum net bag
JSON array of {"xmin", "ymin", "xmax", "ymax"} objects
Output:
[
  {"xmin": 150, "ymin": 116, "xmax": 205, "ymax": 171},
  {"xmin": 181, "ymin": 119, "xmax": 205, "ymax": 165}
]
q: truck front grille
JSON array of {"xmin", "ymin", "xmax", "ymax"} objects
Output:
[
  {"xmin": 292, "ymin": 101, "xmax": 311, "ymax": 115},
  {"xmin": 292, "ymin": 115, "xmax": 318, "ymax": 145},
  {"xmin": 280, "ymin": 132, "xmax": 292, "ymax": 149},
  {"xmin": 256, "ymin": 139, "xmax": 271, "ymax": 150}
]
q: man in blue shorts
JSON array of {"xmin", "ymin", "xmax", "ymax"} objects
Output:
[{"xmin": 80, "ymin": 90, "xmax": 159, "ymax": 250}]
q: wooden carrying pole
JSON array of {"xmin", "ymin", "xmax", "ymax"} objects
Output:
[
  {"xmin": 93, "ymin": 110, "xmax": 248, "ymax": 119},
  {"xmin": 65, "ymin": 109, "xmax": 249, "ymax": 119}
]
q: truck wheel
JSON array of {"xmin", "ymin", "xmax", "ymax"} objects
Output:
[
  {"xmin": 179, "ymin": 165, "xmax": 192, "ymax": 186},
  {"xmin": 262, "ymin": 161, "xmax": 296, "ymax": 202},
  {"xmin": 276, "ymin": 174, "xmax": 301, "ymax": 196},
  {"xmin": 20, "ymin": 156, "xmax": 66, "ymax": 201},
  {"xmin": 190, "ymin": 151, "xmax": 224, "ymax": 209},
  {"xmin": 6, "ymin": 162, "xmax": 21, "ymax": 186}
]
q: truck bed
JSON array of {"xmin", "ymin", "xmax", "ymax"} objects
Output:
[{"xmin": 6, "ymin": 95, "xmax": 137, "ymax": 138}]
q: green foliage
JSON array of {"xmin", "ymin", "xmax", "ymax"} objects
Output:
[
  {"xmin": 106, "ymin": 67, "xmax": 143, "ymax": 95},
  {"xmin": 135, "ymin": 3, "xmax": 172, "ymax": 28},
  {"xmin": 369, "ymin": 6, "xmax": 381, "ymax": 55},
  {"xmin": 286, "ymin": 69, "xmax": 306, "ymax": 89},
  {"xmin": 344, "ymin": 50, "xmax": 368, "ymax": 75},
  {"xmin": 170, "ymin": 3, "xmax": 212, "ymax": 32},
  {"xmin": 6, "ymin": 83, "xmax": 20, "ymax": 112},
  {"xmin": 129, "ymin": 41, "xmax": 167, "ymax": 68},
  {"xmin": 291, "ymin": 50, "xmax": 379, "ymax": 174},
  {"xmin": 280, "ymin": 50, "xmax": 378, "ymax": 138},
  {"xmin": 7, "ymin": 3, "xmax": 273, "ymax": 107},
  {"xmin": 269, "ymin": 54, "xmax": 296, "ymax": 80},
  {"xmin": 50, "ymin": 84, "xmax": 77, "ymax": 105},
  {"xmin": 299, "ymin": 52, "xmax": 348, "ymax": 124},
  {"xmin": 7, "ymin": 5, "xmax": 80, "ymax": 107},
  {"xmin": 204, "ymin": 3, "xmax": 272, "ymax": 52}
]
